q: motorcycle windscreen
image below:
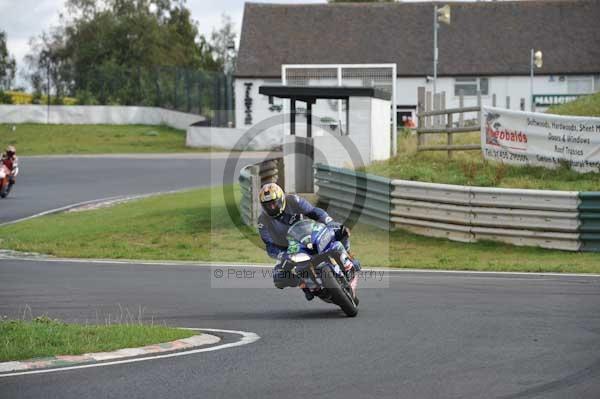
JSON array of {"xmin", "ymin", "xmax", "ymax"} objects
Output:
[{"xmin": 286, "ymin": 220, "xmax": 316, "ymax": 249}]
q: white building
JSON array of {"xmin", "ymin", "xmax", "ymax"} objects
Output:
[{"xmin": 234, "ymin": 1, "xmax": 600, "ymax": 129}]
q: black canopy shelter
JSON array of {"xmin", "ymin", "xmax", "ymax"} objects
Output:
[{"xmin": 258, "ymin": 85, "xmax": 390, "ymax": 137}]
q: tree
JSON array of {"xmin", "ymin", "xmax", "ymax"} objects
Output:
[
  {"xmin": 25, "ymin": 0, "xmax": 220, "ymax": 104},
  {"xmin": 210, "ymin": 14, "xmax": 237, "ymax": 73},
  {"xmin": 0, "ymin": 31, "xmax": 16, "ymax": 90}
]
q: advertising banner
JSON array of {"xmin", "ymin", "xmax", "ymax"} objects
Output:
[{"xmin": 481, "ymin": 106, "xmax": 600, "ymax": 173}]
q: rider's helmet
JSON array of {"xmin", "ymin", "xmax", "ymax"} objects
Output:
[
  {"xmin": 259, "ymin": 182, "xmax": 286, "ymax": 217},
  {"xmin": 5, "ymin": 145, "xmax": 15, "ymax": 157}
]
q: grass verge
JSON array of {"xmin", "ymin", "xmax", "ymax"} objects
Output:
[
  {"xmin": 547, "ymin": 91, "xmax": 600, "ymax": 117},
  {"xmin": 0, "ymin": 185, "xmax": 598, "ymax": 273},
  {"xmin": 0, "ymin": 316, "xmax": 195, "ymax": 362},
  {"xmin": 0, "ymin": 123, "xmax": 217, "ymax": 155},
  {"xmin": 363, "ymin": 131, "xmax": 600, "ymax": 190}
]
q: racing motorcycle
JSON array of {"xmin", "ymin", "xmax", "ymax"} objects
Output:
[
  {"xmin": 281, "ymin": 219, "xmax": 360, "ymax": 317},
  {"xmin": 0, "ymin": 163, "xmax": 16, "ymax": 198}
]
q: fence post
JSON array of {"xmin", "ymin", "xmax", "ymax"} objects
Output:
[
  {"xmin": 441, "ymin": 91, "xmax": 446, "ymax": 128},
  {"xmin": 417, "ymin": 86, "xmax": 425, "ymax": 148},
  {"xmin": 425, "ymin": 90, "xmax": 432, "ymax": 128},
  {"xmin": 477, "ymin": 90, "xmax": 482, "ymax": 125},
  {"xmin": 459, "ymin": 89, "xmax": 464, "ymax": 127},
  {"xmin": 447, "ymin": 112, "xmax": 454, "ymax": 159},
  {"xmin": 197, "ymin": 79, "xmax": 203, "ymax": 115},
  {"xmin": 433, "ymin": 93, "xmax": 440, "ymax": 128},
  {"xmin": 174, "ymin": 69, "xmax": 178, "ymax": 111},
  {"xmin": 185, "ymin": 69, "xmax": 191, "ymax": 113},
  {"xmin": 155, "ymin": 67, "xmax": 161, "ymax": 107},
  {"xmin": 506, "ymin": 96, "xmax": 510, "ymax": 109}
]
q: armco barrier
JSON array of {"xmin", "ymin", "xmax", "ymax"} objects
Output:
[
  {"xmin": 314, "ymin": 164, "xmax": 392, "ymax": 230},
  {"xmin": 239, "ymin": 159, "xmax": 282, "ymax": 226},
  {"xmin": 314, "ymin": 164, "xmax": 598, "ymax": 252},
  {"xmin": 391, "ymin": 180, "xmax": 581, "ymax": 251},
  {"xmin": 579, "ymin": 192, "xmax": 600, "ymax": 252}
]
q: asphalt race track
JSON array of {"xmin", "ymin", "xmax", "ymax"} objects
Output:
[
  {"xmin": 1, "ymin": 155, "xmax": 599, "ymax": 399},
  {"xmin": 0, "ymin": 153, "xmax": 269, "ymax": 224}
]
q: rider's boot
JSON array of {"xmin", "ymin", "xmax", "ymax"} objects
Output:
[
  {"xmin": 299, "ymin": 282, "xmax": 314, "ymax": 301},
  {"xmin": 348, "ymin": 251, "xmax": 361, "ymax": 271}
]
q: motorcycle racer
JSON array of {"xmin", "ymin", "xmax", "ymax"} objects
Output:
[
  {"xmin": 257, "ymin": 182, "xmax": 360, "ymax": 300},
  {"xmin": 1, "ymin": 145, "xmax": 19, "ymax": 196}
]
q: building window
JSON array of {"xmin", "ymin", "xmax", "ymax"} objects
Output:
[
  {"xmin": 454, "ymin": 77, "xmax": 489, "ymax": 96},
  {"xmin": 567, "ymin": 76, "xmax": 594, "ymax": 94}
]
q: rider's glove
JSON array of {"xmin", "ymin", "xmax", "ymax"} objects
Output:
[
  {"xmin": 325, "ymin": 219, "xmax": 350, "ymax": 240},
  {"xmin": 325, "ymin": 217, "xmax": 340, "ymax": 229}
]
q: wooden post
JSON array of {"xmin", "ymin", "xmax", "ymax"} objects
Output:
[
  {"xmin": 425, "ymin": 90, "xmax": 432, "ymax": 128},
  {"xmin": 477, "ymin": 90, "xmax": 482, "ymax": 126},
  {"xmin": 417, "ymin": 86, "xmax": 425, "ymax": 148},
  {"xmin": 433, "ymin": 93, "xmax": 440, "ymax": 128},
  {"xmin": 506, "ymin": 96, "xmax": 510, "ymax": 109},
  {"xmin": 441, "ymin": 91, "xmax": 446, "ymax": 128},
  {"xmin": 492, "ymin": 93, "xmax": 497, "ymax": 107},
  {"xmin": 459, "ymin": 89, "xmax": 464, "ymax": 127},
  {"xmin": 447, "ymin": 112, "xmax": 454, "ymax": 159}
]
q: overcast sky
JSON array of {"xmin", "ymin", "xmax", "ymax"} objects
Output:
[
  {"xmin": 0, "ymin": 0, "xmax": 474, "ymax": 87},
  {"xmin": 0, "ymin": 0, "xmax": 324, "ymax": 86}
]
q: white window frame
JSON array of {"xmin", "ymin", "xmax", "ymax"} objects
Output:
[
  {"xmin": 567, "ymin": 76, "xmax": 594, "ymax": 94},
  {"xmin": 454, "ymin": 77, "xmax": 489, "ymax": 96},
  {"xmin": 282, "ymin": 63, "xmax": 397, "ymax": 156}
]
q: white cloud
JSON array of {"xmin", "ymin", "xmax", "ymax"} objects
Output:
[{"xmin": 0, "ymin": 0, "xmax": 328, "ymax": 88}]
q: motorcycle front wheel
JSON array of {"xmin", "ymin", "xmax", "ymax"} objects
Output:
[{"xmin": 321, "ymin": 267, "xmax": 358, "ymax": 317}]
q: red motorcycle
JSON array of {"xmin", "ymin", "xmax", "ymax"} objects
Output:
[{"xmin": 0, "ymin": 163, "xmax": 17, "ymax": 198}]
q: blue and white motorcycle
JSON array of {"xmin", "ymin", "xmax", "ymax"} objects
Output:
[{"xmin": 281, "ymin": 219, "xmax": 360, "ymax": 317}]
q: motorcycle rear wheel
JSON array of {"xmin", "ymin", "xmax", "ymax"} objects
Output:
[
  {"xmin": 321, "ymin": 267, "xmax": 358, "ymax": 317},
  {"xmin": 0, "ymin": 181, "xmax": 7, "ymax": 198}
]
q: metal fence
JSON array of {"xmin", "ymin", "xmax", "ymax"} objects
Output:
[
  {"xmin": 579, "ymin": 192, "xmax": 600, "ymax": 252},
  {"xmin": 51, "ymin": 66, "xmax": 234, "ymax": 127},
  {"xmin": 314, "ymin": 164, "xmax": 599, "ymax": 252},
  {"xmin": 314, "ymin": 164, "xmax": 392, "ymax": 230},
  {"xmin": 239, "ymin": 159, "xmax": 282, "ymax": 226}
]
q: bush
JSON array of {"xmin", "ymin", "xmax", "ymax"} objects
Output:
[
  {"xmin": 75, "ymin": 90, "xmax": 99, "ymax": 105},
  {"xmin": 0, "ymin": 90, "xmax": 14, "ymax": 104}
]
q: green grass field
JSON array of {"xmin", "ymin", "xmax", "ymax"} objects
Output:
[
  {"xmin": 0, "ymin": 124, "xmax": 216, "ymax": 155},
  {"xmin": 1, "ymin": 186, "xmax": 598, "ymax": 273},
  {"xmin": 0, "ymin": 316, "xmax": 195, "ymax": 362}
]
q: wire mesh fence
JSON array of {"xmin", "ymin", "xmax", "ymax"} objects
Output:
[{"xmin": 56, "ymin": 65, "xmax": 234, "ymax": 127}]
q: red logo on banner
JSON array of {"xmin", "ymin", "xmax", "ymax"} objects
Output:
[{"xmin": 485, "ymin": 126, "xmax": 528, "ymax": 151}]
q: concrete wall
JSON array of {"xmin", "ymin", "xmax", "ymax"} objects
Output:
[
  {"xmin": 186, "ymin": 126, "xmax": 281, "ymax": 150},
  {"xmin": 370, "ymin": 97, "xmax": 391, "ymax": 161},
  {"xmin": 0, "ymin": 105, "xmax": 203, "ymax": 130},
  {"xmin": 313, "ymin": 135, "xmax": 358, "ymax": 169}
]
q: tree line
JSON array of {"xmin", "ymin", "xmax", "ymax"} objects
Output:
[{"xmin": 0, "ymin": 0, "xmax": 236, "ymax": 112}]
